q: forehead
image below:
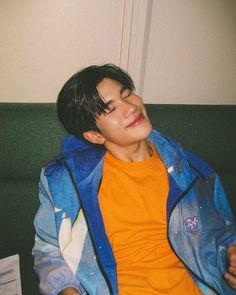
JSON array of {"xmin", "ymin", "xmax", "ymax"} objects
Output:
[{"xmin": 97, "ymin": 78, "xmax": 122, "ymax": 99}]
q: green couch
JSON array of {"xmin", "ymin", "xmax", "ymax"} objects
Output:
[{"xmin": 0, "ymin": 103, "xmax": 235, "ymax": 295}]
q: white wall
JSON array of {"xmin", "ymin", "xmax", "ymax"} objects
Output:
[
  {"xmin": 0, "ymin": 0, "xmax": 124, "ymax": 102},
  {"xmin": 1, "ymin": 0, "xmax": 236, "ymax": 104},
  {"xmin": 142, "ymin": 0, "xmax": 236, "ymax": 104}
]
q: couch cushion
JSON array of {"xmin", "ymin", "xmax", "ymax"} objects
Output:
[{"xmin": 0, "ymin": 178, "xmax": 40, "ymax": 295}]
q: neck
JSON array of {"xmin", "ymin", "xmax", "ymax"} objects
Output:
[{"xmin": 104, "ymin": 140, "xmax": 153, "ymax": 162}]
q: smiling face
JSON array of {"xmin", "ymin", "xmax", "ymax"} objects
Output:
[{"xmin": 83, "ymin": 78, "xmax": 152, "ymax": 153}]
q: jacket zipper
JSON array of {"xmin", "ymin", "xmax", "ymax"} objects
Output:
[
  {"xmin": 64, "ymin": 162, "xmax": 114, "ymax": 295},
  {"xmin": 167, "ymin": 176, "xmax": 220, "ymax": 295},
  {"xmin": 188, "ymin": 161, "xmax": 205, "ymax": 179}
]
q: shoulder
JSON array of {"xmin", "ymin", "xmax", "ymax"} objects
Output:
[
  {"xmin": 41, "ymin": 135, "xmax": 106, "ymax": 186},
  {"xmin": 42, "ymin": 135, "xmax": 97, "ymax": 178},
  {"xmin": 149, "ymin": 130, "xmax": 215, "ymax": 178}
]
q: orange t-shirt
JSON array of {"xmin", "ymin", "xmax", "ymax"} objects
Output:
[{"xmin": 98, "ymin": 147, "xmax": 202, "ymax": 295}]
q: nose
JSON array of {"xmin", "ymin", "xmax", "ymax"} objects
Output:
[{"xmin": 123, "ymin": 100, "xmax": 136, "ymax": 118}]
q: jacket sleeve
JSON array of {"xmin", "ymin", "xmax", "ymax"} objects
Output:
[
  {"xmin": 182, "ymin": 148, "xmax": 236, "ymax": 295},
  {"xmin": 184, "ymin": 148, "xmax": 236, "ymax": 233},
  {"xmin": 184, "ymin": 148, "xmax": 236, "ymax": 223},
  {"xmin": 32, "ymin": 170, "xmax": 87, "ymax": 295},
  {"xmin": 184, "ymin": 148, "xmax": 236, "ymax": 271}
]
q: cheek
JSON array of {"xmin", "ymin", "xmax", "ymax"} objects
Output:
[
  {"xmin": 142, "ymin": 108, "xmax": 149, "ymax": 119},
  {"xmin": 131, "ymin": 96, "xmax": 147, "ymax": 114},
  {"xmin": 96, "ymin": 116, "xmax": 122, "ymax": 134}
]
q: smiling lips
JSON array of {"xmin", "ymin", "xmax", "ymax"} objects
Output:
[{"xmin": 127, "ymin": 114, "xmax": 145, "ymax": 128}]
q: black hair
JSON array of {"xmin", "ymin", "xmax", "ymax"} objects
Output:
[{"xmin": 57, "ymin": 64, "xmax": 135, "ymax": 138}]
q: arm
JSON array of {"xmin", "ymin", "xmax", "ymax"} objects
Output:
[{"xmin": 32, "ymin": 170, "xmax": 86, "ymax": 295}]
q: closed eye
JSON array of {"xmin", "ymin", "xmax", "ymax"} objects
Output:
[
  {"xmin": 104, "ymin": 101, "xmax": 116, "ymax": 114},
  {"xmin": 105, "ymin": 106, "xmax": 116, "ymax": 114},
  {"xmin": 122, "ymin": 88, "xmax": 132, "ymax": 99}
]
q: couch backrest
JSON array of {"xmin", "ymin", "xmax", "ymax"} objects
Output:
[
  {"xmin": 1, "ymin": 104, "xmax": 235, "ymax": 179},
  {"xmin": 146, "ymin": 104, "xmax": 236, "ymax": 172}
]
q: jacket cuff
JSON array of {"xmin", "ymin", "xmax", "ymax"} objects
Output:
[{"xmin": 38, "ymin": 267, "xmax": 87, "ymax": 295}]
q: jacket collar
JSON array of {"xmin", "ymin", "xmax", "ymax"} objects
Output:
[
  {"xmin": 62, "ymin": 130, "xmax": 198, "ymax": 189},
  {"xmin": 61, "ymin": 135, "xmax": 106, "ymax": 183},
  {"xmin": 148, "ymin": 130, "xmax": 198, "ymax": 190}
]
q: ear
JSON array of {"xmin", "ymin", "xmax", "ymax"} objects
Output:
[{"xmin": 83, "ymin": 130, "xmax": 105, "ymax": 145}]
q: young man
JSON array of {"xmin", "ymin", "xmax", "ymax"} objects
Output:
[{"xmin": 33, "ymin": 64, "xmax": 236, "ymax": 295}]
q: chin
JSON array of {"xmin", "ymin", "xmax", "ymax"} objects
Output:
[{"xmin": 136, "ymin": 123, "xmax": 153, "ymax": 141}]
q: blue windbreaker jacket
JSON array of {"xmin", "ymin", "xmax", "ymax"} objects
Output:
[{"xmin": 32, "ymin": 130, "xmax": 236, "ymax": 295}]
